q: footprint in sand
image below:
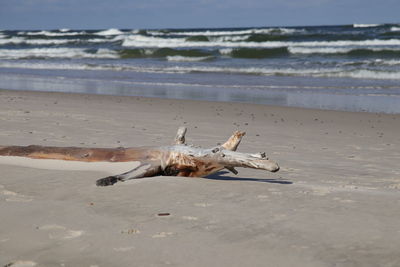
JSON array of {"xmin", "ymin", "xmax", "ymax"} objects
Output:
[
  {"xmin": 194, "ymin": 203, "xmax": 213, "ymax": 207},
  {"xmin": 113, "ymin": 246, "xmax": 135, "ymax": 252},
  {"xmin": 311, "ymin": 187, "xmax": 332, "ymax": 196},
  {"xmin": 152, "ymin": 232, "xmax": 173, "ymax": 238},
  {"xmin": 182, "ymin": 216, "xmax": 198, "ymax": 221},
  {"xmin": 1, "ymin": 188, "xmax": 33, "ymax": 202},
  {"xmin": 37, "ymin": 224, "xmax": 84, "ymax": 240},
  {"xmin": 333, "ymin": 197, "xmax": 355, "ymax": 203},
  {"xmin": 257, "ymin": 195, "xmax": 269, "ymax": 201}
]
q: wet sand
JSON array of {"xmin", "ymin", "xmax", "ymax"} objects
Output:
[{"xmin": 0, "ymin": 89, "xmax": 400, "ymax": 267}]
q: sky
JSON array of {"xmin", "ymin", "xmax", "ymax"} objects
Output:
[{"xmin": 0, "ymin": 0, "xmax": 399, "ymax": 30}]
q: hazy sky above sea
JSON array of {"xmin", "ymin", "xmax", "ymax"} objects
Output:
[{"xmin": 0, "ymin": 0, "xmax": 399, "ymax": 29}]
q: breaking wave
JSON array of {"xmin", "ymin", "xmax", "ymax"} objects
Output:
[
  {"xmin": 289, "ymin": 47, "xmax": 400, "ymax": 56},
  {"xmin": 121, "ymin": 35, "xmax": 400, "ymax": 48},
  {"xmin": 353, "ymin": 24, "xmax": 381, "ymax": 28},
  {"xmin": 166, "ymin": 55, "xmax": 214, "ymax": 62},
  {"xmin": 1, "ymin": 24, "xmax": 400, "ymax": 85},
  {"xmin": 0, "ymin": 48, "xmax": 118, "ymax": 59},
  {"xmin": 2, "ymin": 61, "xmax": 399, "ymax": 80},
  {"xmin": 0, "ymin": 36, "xmax": 110, "ymax": 45},
  {"xmin": 21, "ymin": 30, "xmax": 88, "ymax": 37},
  {"xmin": 118, "ymin": 48, "xmax": 213, "ymax": 58},
  {"xmin": 148, "ymin": 27, "xmax": 303, "ymax": 37},
  {"xmin": 95, "ymin": 28, "xmax": 125, "ymax": 36}
]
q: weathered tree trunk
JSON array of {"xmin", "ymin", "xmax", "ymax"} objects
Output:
[{"xmin": 0, "ymin": 127, "xmax": 279, "ymax": 186}]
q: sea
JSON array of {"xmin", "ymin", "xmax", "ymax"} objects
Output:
[{"xmin": 1, "ymin": 23, "xmax": 400, "ymax": 113}]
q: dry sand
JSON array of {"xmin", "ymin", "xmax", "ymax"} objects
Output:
[{"xmin": 0, "ymin": 89, "xmax": 399, "ymax": 267}]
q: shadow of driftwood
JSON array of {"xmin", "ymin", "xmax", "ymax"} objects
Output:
[{"xmin": 205, "ymin": 171, "xmax": 293, "ymax": 184}]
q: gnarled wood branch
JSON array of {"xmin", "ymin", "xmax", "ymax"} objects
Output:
[{"xmin": 0, "ymin": 127, "xmax": 279, "ymax": 186}]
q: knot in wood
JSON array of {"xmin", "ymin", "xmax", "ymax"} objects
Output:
[{"xmin": 211, "ymin": 147, "xmax": 220, "ymax": 153}]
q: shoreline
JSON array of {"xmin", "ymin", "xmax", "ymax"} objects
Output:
[
  {"xmin": 1, "ymin": 88, "xmax": 400, "ymax": 266},
  {"xmin": 1, "ymin": 70, "xmax": 400, "ymax": 114}
]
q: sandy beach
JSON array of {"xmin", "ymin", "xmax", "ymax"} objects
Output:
[{"xmin": 1, "ymin": 88, "xmax": 400, "ymax": 267}]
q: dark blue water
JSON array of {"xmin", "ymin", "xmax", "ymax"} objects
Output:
[{"xmin": 1, "ymin": 24, "xmax": 400, "ymax": 113}]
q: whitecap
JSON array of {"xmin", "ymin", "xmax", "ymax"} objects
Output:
[
  {"xmin": 152, "ymin": 27, "xmax": 303, "ymax": 37},
  {"xmin": 0, "ymin": 37, "xmax": 26, "ymax": 45},
  {"xmin": 320, "ymin": 69, "xmax": 400, "ymax": 80},
  {"xmin": 288, "ymin": 47, "xmax": 352, "ymax": 54},
  {"xmin": 289, "ymin": 46, "xmax": 400, "ymax": 54},
  {"xmin": 166, "ymin": 55, "xmax": 213, "ymax": 62},
  {"xmin": 95, "ymin": 28, "xmax": 124, "ymax": 36},
  {"xmin": 212, "ymin": 35, "xmax": 250, "ymax": 42},
  {"xmin": 121, "ymin": 35, "xmax": 400, "ymax": 48},
  {"xmin": 353, "ymin": 23, "xmax": 381, "ymax": 28},
  {"xmin": 0, "ymin": 37, "xmax": 110, "ymax": 45},
  {"xmin": 390, "ymin": 27, "xmax": 400, "ymax": 32},
  {"xmin": 0, "ymin": 47, "xmax": 118, "ymax": 59}
]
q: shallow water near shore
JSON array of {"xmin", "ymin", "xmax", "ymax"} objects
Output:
[
  {"xmin": 1, "ymin": 24, "xmax": 400, "ymax": 113},
  {"xmin": 0, "ymin": 67, "xmax": 399, "ymax": 114}
]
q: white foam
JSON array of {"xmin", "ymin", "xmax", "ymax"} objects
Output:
[
  {"xmin": 0, "ymin": 37, "xmax": 26, "ymax": 45},
  {"xmin": 391, "ymin": 27, "xmax": 400, "ymax": 32},
  {"xmin": 0, "ymin": 48, "xmax": 118, "ymax": 59},
  {"xmin": 166, "ymin": 55, "xmax": 212, "ymax": 62},
  {"xmin": 24, "ymin": 30, "xmax": 87, "ymax": 36},
  {"xmin": 325, "ymin": 69, "xmax": 400, "ymax": 80},
  {"xmin": 288, "ymin": 47, "xmax": 352, "ymax": 54},
  {"xmin": 0, "ymin": 37, "xmax": 107, "ymax": 45},
  {"xmin": 95, "ymin": 28, "xmax": 124, "ymax": 36},
  {"xmin": 219, "ymin": 48, "xmax": 233, "ymax": 55},
  {"xmin": 1, "ymin": 58, "xmax": 399, "ymax": 80},
  {"xmin": 0, "ymin": 62, "xmax": 90, "ymax": 70},
  {"xmin": 289, "ymin": 46, "xmax": 400, "ymax": 54},
  {"xmin": 153, "ymin": 66, "xmax": 400, "ymax": 80},
  {"xmin": 212, "ymin": 35, "xmax": 250, "ymax": 42},
  {"xmin": 153, "ymin": 27, "xmax": 303, "ymax": 36},
  {"xmin": 122, "ymin": 34, "xmax": 400, "ymax": 48},
  {"xmin": 353, "ymin": 23, "xmax": 381, "ymax": 28}
]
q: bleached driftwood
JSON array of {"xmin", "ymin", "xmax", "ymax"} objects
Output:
[{"xmin": 0, "ymin": 127, "xmax": 279, "ymax": 186}]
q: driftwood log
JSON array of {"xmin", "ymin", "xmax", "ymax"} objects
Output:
[{"xmin": 0, "ymin": 127, "xmax": 279, "ymax": 186}]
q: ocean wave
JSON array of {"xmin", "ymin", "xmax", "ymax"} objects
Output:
[
  {"xmin": 171, "ymin": 66, "xmax": 400, "ymax": 80},
  {"xmin": 321, "ymin": 69, "xmax": 400, "ymax": 80},
  {"xmin": 289, "ymin": 47, "xmax": 400, "ymax": 56},
  {"xmin": 95, "ymin": 29, "xmax": 124, "ymax": 36},
  {"xmin": 118, "ymin": 48, "xmax": 213, "ymax": 58},
  {"xmin": 0, "ymin": 48, "xmax": 118, "ymax": 59},
  {"xmin": 212, "ymin": 35, "xmax": 251, "ymax": 42},
  {"xmin": 22, "ymin": 30, "xmax": 88, "ymax": 36},
  {"xmin": 121, "ymin": 34, "xmax": 400, "ymax": 48},
  {"xmin": 228, "ymin": 47, "xmax": 289, "ymax": 58},
  {"xmin": 341, "ymin": 59, "xmax": 400, "ymax": 67},
  {"xmin": 149, "ymin": 27, "xmax": 303, "ymax": 37},
  {"xmin": 166, "ymin": 55, "xmax": 214, "ymax": 62},
  {"xmin": 0, "ymin": 61, "xmax": 92, "ymax": 70},
  {"xmin": 391, "ymin": 27, "xmax": 400, "ymax": 32},
  {"xmin": 0, "ymin": 36, "xmax": 113, "ymax": 45},
  {"xmin": 1, "ymin": 61, "xmax": 399, "ymax": 80},
  {"xmin": 353, "ymin": 24, "xmax": 381, "ymax": 28}
]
